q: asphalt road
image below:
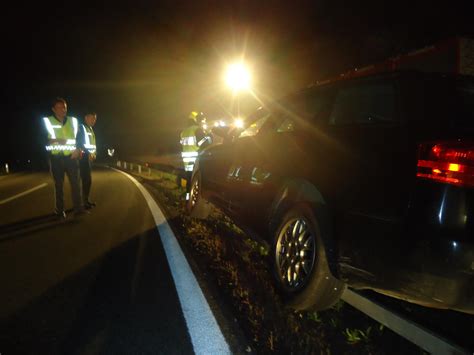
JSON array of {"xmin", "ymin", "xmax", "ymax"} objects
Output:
[{"xmin": 0, "ymin": 167, "xmax": 228, "ymax": 355}]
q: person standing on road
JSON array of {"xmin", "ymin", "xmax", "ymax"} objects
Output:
[
  {"xmin": 42, "ymin": 97, "xmax": 88, "ymax": 219},
  {"xmin": 77, "ymin": 112, "xmax": 97, "ymax": 209},
  {"xmin": 180, "ymin": 111, "xmax": 211, "ymax": 199}
]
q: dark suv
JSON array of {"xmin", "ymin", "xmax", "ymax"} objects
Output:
[{"xmin": 188, "ymin": 71, "xmax": 474, "ymax": 314}]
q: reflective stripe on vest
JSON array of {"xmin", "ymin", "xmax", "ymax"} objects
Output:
[
  {"xmin": 43, "ymin": 116, "xmax": 78, "ymax": 155},
  {"xmin": 180, "ymin": 136, "xmax": 197, "ymax": 146},
  {"xmin": 180, "ymin": 125, "xmax": 200, "ymax": 171},
  {"xmin": 181, "ymin": 151, "xmax": 198, "ymax": 158},
  {"xmin": 82, "ymin": 125, "xmax": 97, "ymax": 153},
  {"xmin": 180, "ymin": 125, "xmax": 199, "ymax": 151}
]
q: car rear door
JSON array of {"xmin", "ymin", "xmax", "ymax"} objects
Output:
[{"xmin": 324, "ymin": 76, "xmax": 413, "ymax": 283}]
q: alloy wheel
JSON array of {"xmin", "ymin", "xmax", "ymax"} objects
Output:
[
  {"xmin": 190, "ymin": 178, "xmax": 200, "ymax": 208},
  {"xmin": 275, "ymin": 217, "xmax": 316, "ymax": 291}
]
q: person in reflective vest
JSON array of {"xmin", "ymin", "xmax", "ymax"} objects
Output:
[
  {"xmin": 180, "ymin": 111, "xmax": 211, "ymax": 199},
  {"xmin": 42, "ymin": 97, "xmax": 87, "ymax": 219},
  {"xmin": 77, "ymin": 112, "xmax": 97, "ymax": 209}
]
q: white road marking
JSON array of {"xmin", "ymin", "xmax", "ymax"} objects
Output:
[
  {"xmin": 114, "ymin": 168, "xmax": 230, "ymax": 355},
  {"xmin": 0, "ymin": 183, "xmax": 48, "ymax": 205}
]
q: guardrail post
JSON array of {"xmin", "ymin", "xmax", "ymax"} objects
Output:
[
  {"xmin": 124, "ymin": 162, "xmax": 127, "ymax": 169},
  {"xmin": 138, "ymin": 165, "xmax": 142, "ymax": 174},
  {"xmin": 148, "ymin": 167, "xmax": 151, "ymax": 176},
  {"xmin": 117, "ymin": 160, "xmax": 121, "ymax": 168},
  {"xmin": 130, "ymin": 163, "xmax": 133, "ymax": 171}
]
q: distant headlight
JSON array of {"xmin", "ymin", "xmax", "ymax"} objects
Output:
[{"xmin": 234, "ymin": 118, "xmax": 244, "ymax": 128}]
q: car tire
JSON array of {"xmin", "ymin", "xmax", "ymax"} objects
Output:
[
  {"xmin": 186, "ymin": 171, "xmax": 211, "ymax": 219},
  {"xmin": 271, "ymin": 203, "xmax": 345, "ymax": 311}
]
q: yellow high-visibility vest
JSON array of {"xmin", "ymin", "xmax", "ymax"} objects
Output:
[
  {"xmin": 82, "ymin": 124, "xmax": 96, "ymax": 154},
  {"xmin": 43, "ymin": 116, "xmax": 78, "ymax": 155},
  {"xmin": 180, "ymin": 125, "xmax": 200, "ymax": 172}
]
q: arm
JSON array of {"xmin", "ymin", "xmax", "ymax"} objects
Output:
[
  {"xmin": 70, "ymin": 123, "xmax": 84, "ymax": 160},
  {"xmin": 76, "ymin": 124, "xmax": 85, "ymax": 151},
  {"xmin": 195, "ymin": 128, "xmax": 211, "ymax": 150}
]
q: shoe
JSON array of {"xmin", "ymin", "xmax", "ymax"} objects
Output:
[
  {"xmin": 54, "ymin": 211, "xmax": 67, "ymax": 219},
  {"xmin": 84, "ymin": 201, "xmax": 96, "ymax": 209}
]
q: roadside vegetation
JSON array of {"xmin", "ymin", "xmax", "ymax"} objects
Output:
[{"xmin": 128, "ymin": 165, "xmax": 425, "ymax": 354}]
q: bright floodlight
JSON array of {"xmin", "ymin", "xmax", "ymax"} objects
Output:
[
  {"xmin": 226, "ymin": 62, "xmax": 251, "ymax": 92},
  {"xmin": 234, "ymin": 118, "xmax": 244, "ymax": 128}
]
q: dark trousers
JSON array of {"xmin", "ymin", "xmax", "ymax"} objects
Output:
[
  {"xmin": 49, "ymin": 155, "xmax": 82, "ymax": 212},
  {"xmin": 80, "ymin": 156, "xmax": 92, "ymax": 204},
  {"xmin": 185, "ymin": 171, "xmax": 192, "ymax": 194}
]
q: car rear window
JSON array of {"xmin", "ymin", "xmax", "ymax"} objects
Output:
[
  {"xmin": 428, "ymin": 79, "xmax": 474, "ymax": 128},
  {"xmin": 329, "ymin": 83, "xmax": 397, "ymax": 125},
  {"xmin": 457, "ymin": 84, "xmax": 474, "ymax": 127}
]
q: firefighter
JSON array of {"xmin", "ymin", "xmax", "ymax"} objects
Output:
[
  {"xmin": 78, "ymin": 112, "xmax": 97, "ymax": 209},
  {"xmin": 42, "ymin": 97, "xmax": 87, "ymax": 218},
  {"xmin": 180, "ymin": 111, "xmax": 211, "ymax": 199}
]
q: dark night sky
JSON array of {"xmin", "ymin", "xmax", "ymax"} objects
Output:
[{"xmin": 2, "ymin": 0, "xmax": 472, "ymax": 164}]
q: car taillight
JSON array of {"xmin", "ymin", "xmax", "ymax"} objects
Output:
[{"xmin": 417, "ymin": 141, "xmax": 474, "ymax": 188}]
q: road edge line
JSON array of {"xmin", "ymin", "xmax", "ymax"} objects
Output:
[{"xmin": 112, "ymin": 168, "xmax": 230, "ymax": 355}]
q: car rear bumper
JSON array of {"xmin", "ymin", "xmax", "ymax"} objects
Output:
[{"xmin": 378, "ymin": 236, "xmax": 474, "ymax": 314}]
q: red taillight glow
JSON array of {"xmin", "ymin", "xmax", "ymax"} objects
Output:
[
  {"xmin": 416, "ymin": 141, "xmax": 474, "ymax": 188},
  {"xmin": 448, "ymin": 163, "xmax": 460, "ymax": 172}
]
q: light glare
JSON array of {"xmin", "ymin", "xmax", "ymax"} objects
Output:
[
  {"xmin": 234, "ymin": 118, "xmax": 244, "ymax": 128},
  {"xmin": 226, "ymin": 63, "xmax": 251, "ymax": 91}
]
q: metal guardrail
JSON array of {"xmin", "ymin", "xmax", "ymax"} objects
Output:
[
  {"xmin": 116, "ymin": 159, "xmax": 185, "ymax": 178},
  {"xmin": 115, "ymin": 160, "xmax": 185, "ymax": 188},
  {"xmin": 116, "ymin": 160, "xmax": 152, "ymax": 176},
  {"xmin": 342, "ymin": 289, "xmax": 470, "ymax": 355}
]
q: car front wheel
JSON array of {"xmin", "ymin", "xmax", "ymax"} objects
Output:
[
  {"xmin": 186, "ymin": 171, "xmax": 211, "ymax": 219},
  {"xmin": 272, "ymin": 203, "xmax": 345, "ymax": 311}
]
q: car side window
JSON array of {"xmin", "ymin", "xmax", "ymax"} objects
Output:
[
  {"xmin": 274, "ymin": 89, "xmax": 334, "ymax": 133},
  {"xmin": 329, "ymin": 83, "xmax": 396, "ymax": 125},
  {"xmin": 238, "ymin": 109, "xmax": 271, "ymax": 138},
  {"xmin": 276, "ymin": 117, "xmax": 295, "ymax": 133}
]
